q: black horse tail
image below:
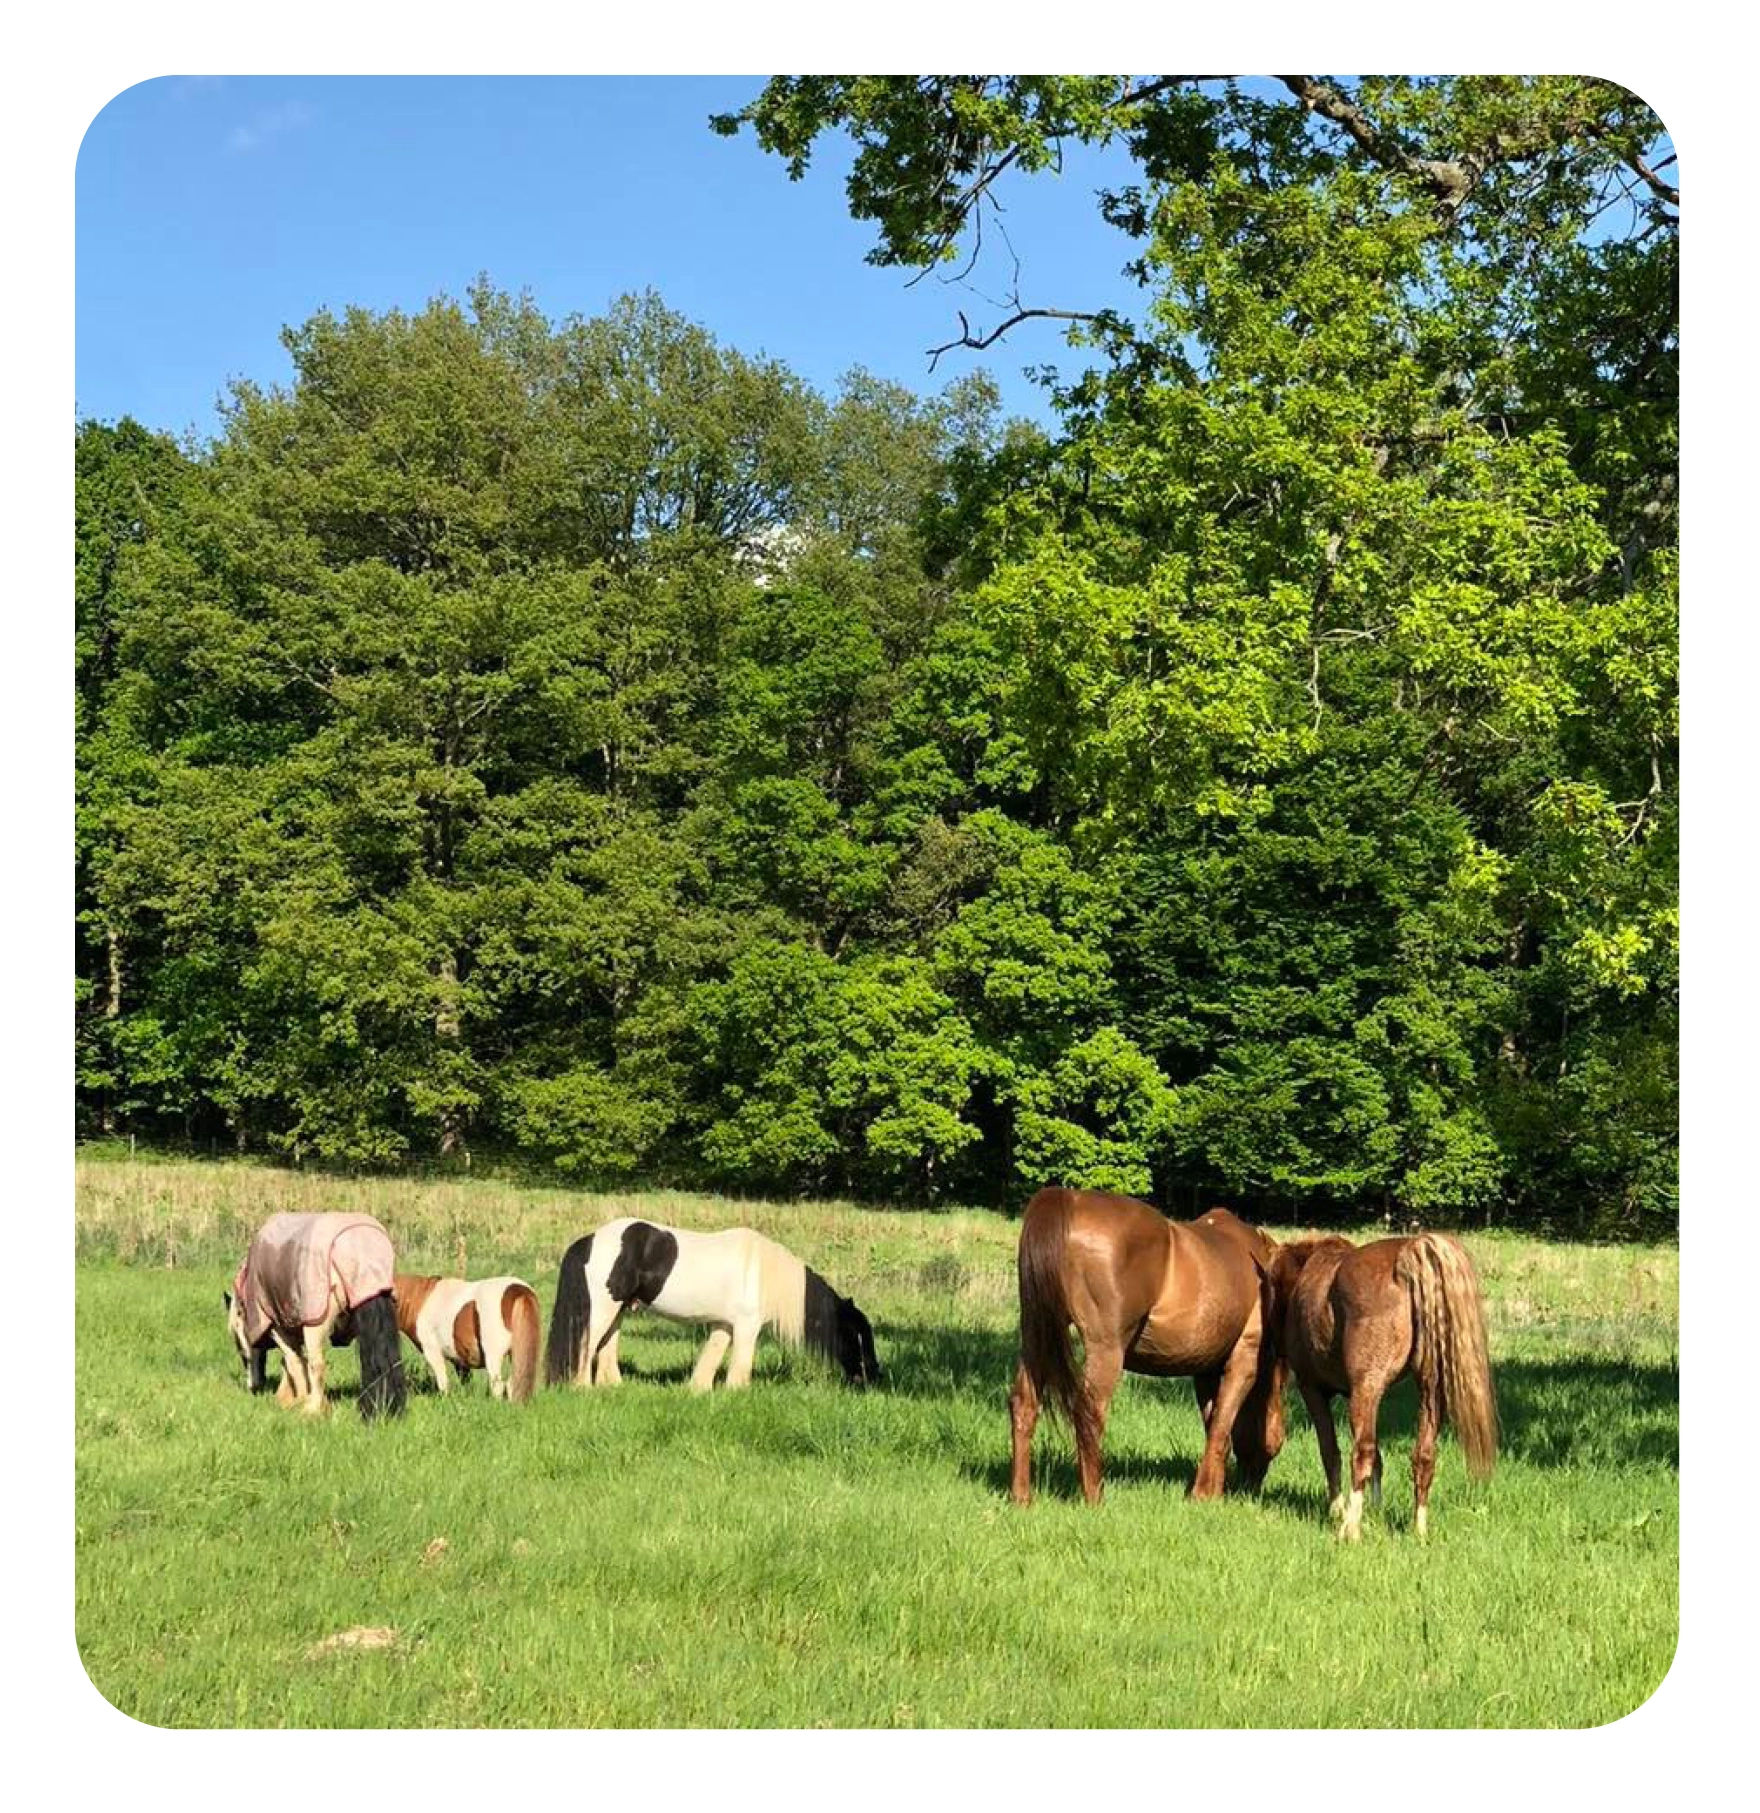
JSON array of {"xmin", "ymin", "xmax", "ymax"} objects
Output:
[
  {"xmin": 355, "ymin": 1291, "xmax": 407, "ymax": 1420},
  {"xmin": 546, "ymin": 1235, "xmax": 594, "ymax": 1386},
  {"xmin": 1016, "ymin": 1188, "xmax": 1097, "ymax": 1455}
]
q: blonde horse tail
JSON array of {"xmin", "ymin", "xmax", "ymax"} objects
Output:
[
  {"xmin": 545, "ymin": 1235, "xmax": 594, "ymax": 1386},
  {"xmin": 504, "ymin": 1283, "xmax": 541, "ymax": 1403},
  {"xmin": 1017, "ymin": 1189, "xmax": 1098, "ymax": 1456},
  {"xmin": 1398, "ymin": 1234, "xmax": 1497, "ymax": 1479}
]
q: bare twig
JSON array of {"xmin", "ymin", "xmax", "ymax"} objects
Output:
[{"xmin": 927, "ymin": 304, "xmax": 1108, "ymax": 371}]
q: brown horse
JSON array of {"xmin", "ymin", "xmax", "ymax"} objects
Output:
[
  {"xmin": 1009, "ymin": 1187, "xmax": 1285, "ymax": 1506},
  {"xmin": 1268, "ymin": 1233, "xmax": 1497, "ymax": 1540}
]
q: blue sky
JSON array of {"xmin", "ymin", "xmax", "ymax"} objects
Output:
[{"xmin": 76, "ymin": 76, "xmax": 1149, "ymax": 438}]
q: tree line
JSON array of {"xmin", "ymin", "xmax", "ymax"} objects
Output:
[{"xmin": 77, "ymin": 76, "xmax": 1676, "ymax": 1233}]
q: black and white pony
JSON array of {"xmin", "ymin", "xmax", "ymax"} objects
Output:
[{"xmin": 544, "ymin": 1219, "xmax": 883, "ymax": 1392}]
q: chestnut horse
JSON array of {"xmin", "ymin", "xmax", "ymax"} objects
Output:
[
  {"xmin": 1009, "ymin": 1188, "xmax": 1285, "ymax": 1506},
  {"xmin": 1268, "ymin": 1234, "xmax": 1497, "ymax": 1540}
]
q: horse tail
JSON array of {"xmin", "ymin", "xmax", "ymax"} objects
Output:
[
  {"xmin": 1397, "ymin": 1234, "xmax": 1497, "ymax": 1479},
  {"xmin": 545, "ymin": 1235, "xmax": 594, "ymax": 1386},
  {"xmin": 355, "ymin": 1291, "xmax": 407, "ymax": 1420},
  {"xmin": 504, "ymin": 1283, "xmax": 541, "ymax": 1403},
  {"xmin": 1016, "ymin": 1188, "xmax": 1097, "ymax": 1455}
]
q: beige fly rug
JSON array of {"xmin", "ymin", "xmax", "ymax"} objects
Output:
[{"xmin": 233, "ymin": 1212, "xmax": 397, "ymax": 1347}]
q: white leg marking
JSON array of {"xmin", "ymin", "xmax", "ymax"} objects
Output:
[
  {"xmin": 1339, "ymin": 1488, "xmax": 1365, "ymax": 1543},
  {"xmin": 302, "ymin": 1326, "xmax": 329, "ymax": 1416},
  {"xmin": 272, "ymin": 1330, "xmax": 306, "ymax": 1408},
  {"xmin": 1416, "ymin": 1504, "xmax": 1429, "ymax": 1540},
  {"xmin": 481, "ymin": 1312, "xmax": 511, "ymax": 1400}
]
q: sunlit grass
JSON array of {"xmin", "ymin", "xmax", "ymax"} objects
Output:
[{"xmin": 75, "ymin": 1157, "xmax": 1677, "ymax": 1727}]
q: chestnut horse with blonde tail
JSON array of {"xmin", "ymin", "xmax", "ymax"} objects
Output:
[
  {"xmin": 1010, "ymin": 1188, "xmax": 1285, "ymax": 1506},
  {"xmin": 1268, "ymin": 1233, "xmax": 1497, "ymax": 1540}
]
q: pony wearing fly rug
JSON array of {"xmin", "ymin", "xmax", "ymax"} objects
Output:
[
  {"xmin": 393, "ymin": 1273, "xmax": 541, "ymax": 1402},
  {"xmin": 1010, "ymin": 1188, "xmax": 1284, "ymax": 1506},
  {"xmin": 225, "ymin": 1212, "xmax": 406, "ymax": 1419},
  {"xmin": 545, "ymin": 1219, "xmax": 882, "ymax": 1391},
  {"xmin": 1268, "ymin": 1233, "xmax": 1497, "ymax": 1540}
]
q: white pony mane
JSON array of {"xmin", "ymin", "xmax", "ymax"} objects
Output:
[{"xmin": 750, "ymin": 1230, "xmax": 807, "ymax": 1348}]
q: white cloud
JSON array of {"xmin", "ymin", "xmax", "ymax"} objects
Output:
[{"xmin": 226, "ymin": 99, "xmax": 311, "ymax": 154}]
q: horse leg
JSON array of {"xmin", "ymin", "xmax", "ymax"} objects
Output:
[
  {"xmin": 1300, "ymin": 1382, "xmax": 1345, "ymax": 1519},
  {"xmin": 420, "ymin": 1334, "xmax": 451, "ymax": 1394},
  {"xmin": 301, "ymin": 1325, "xmax": 329, "ymax": 1417},
  {"xmin": 271, "ymin": 1330, "xmax": 306, "ymax": 1409},
  {"xmin": 724, "ymin": 1316, "xmax": 763, "ymax": 1389},
  {"xmin": 579, "ymin": 1277, "xmax": 620, "ymax": 1387},
  {"xmin": 481, "ymin": 1312, "xmax": 512, "ymax": 1401},
  {"xmin": 1009, "ymin": 1360, "xmax": 1041, "ymax": 1506},
  {"xmin": 1340, "ymin": 1379, "xmax": 1388, "ymax": 1542},
  {"xmin": 1412, "ymin": 1376, "xmax": 1442, "ymax": 1539},
  {"xmin": 1192, "ymin": 1371, "xmax": 1221, "ymax": 1437},
  {"xmin": 1191, "ymin": 1335, "xmax": 1261, "ymax": 1500},
  {"xmin": 590, "ymin": 1303, "xmax": 627, "ymax": 1387},
  {"xmin": 1076, "ymin": 1342, "xmax": 1123, "ymax": 1506},
  {"xmin": 690, "ymin": 1326, "xmax": 733, "ymax": 1392}
]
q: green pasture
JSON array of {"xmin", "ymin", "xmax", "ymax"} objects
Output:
[{"xmin": 75, "ymin": 1157, "xmax": 1678, "ymax": 1728}]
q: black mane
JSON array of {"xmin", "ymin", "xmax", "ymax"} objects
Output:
[{"xmin": 804, "ymin": 1268, "xmax": 840, "ymax": 1368}]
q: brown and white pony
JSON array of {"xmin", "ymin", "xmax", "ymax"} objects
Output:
[
  {"xmin": 1267, "ymin": 1233, "xmax": 1497, "ymax": 1539},
  {"xmin": 393, "ymin": 1274, "xmax": 541, "ymax": 1402},
  {"xmin": 1009, "ymin": 1188, "xmax": 1285, "ymax": 1505},
  {"xmin": 225, "ymin": 1212, "xmax": 406, "ymax": 1419}
]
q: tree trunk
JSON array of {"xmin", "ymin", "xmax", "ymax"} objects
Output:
[
  {"xmin": 101, "ymin": 925, "xmax": 123, "ymax": 1135},
  {"xmin": 436, "ymin": 949, "xmax": 466, "ymax": 1158}
]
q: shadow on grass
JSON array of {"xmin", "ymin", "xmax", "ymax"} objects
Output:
[
  {"xmin": 958, "ymin": 1445, "xmax": 1332, "ymax": 1520},
  {"xmin": 874, "ymin": 1317, "xmax": 1680, "ymax": 1485}
]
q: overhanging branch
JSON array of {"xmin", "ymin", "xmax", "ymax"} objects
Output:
[{"xmin": 927, "ymin": 304, "xmax": 1109, "ymax": 371}]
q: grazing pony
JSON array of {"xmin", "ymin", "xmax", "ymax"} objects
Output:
[
  {"xmin": 393, "ymin": 1273, "xmax": 541, "ymax": 1402},
  {"xmin": 1010, "ymin": 1188, "xmax": 1284, "ymax": 1506},
  {"xmin": 225, "ymin": 1212, "xmax": 406, "ymax": 1419},
  {"xmin": 545, "ymin": 1218, "xmax": 882, "ymax": 1392},
  {"xmin": 1268, "ymin": 1234, "xmax": 1497, "ymax": 1540}
]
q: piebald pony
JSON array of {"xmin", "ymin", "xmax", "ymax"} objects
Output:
[{"xmin": 545, "ymin": 1218, "xmax": 882, "ymax": 1392}]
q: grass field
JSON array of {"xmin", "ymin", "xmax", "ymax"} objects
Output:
[{"xmin": 74, "ymin": 1155, "xmax": 1678, "ymax": 1728}]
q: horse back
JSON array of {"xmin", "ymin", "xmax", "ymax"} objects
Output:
[{"xmin": 1281, "ymin": 1237, "xmax": 1415, "ymax": 1391}]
